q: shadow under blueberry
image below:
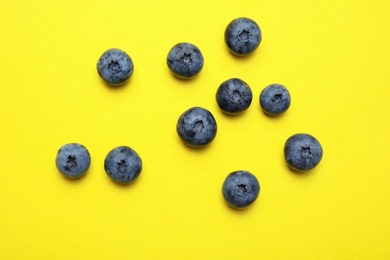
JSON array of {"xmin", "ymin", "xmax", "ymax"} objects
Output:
[
  {"xmin": 263, "ymin": 110, "xmax": 288, "ymax": 120},
  {"xmin": 177, "ymin": 136, "xmax": 213, "ymax": 153},
  {"xmin": 168, "ymin": 69, "xmax": 202, "ymax": 85},
  {"xmin": 221, "ymin": 195, "xmax": 260, "ymax": 214},
  {"xmin": 258, "ymin": 105, "xmax": 289, "ymax": 121},
  {"xmin": 217, "ymin": 107, "xmax": 251, "ymax": 120},
  {"xmin": 102, "ymin": 77, "xmax": 132, "ymax": 91},
  {"xmin": 285, "ymin": 162, "xmax": 321, "ymax": 177},
  {"xmin": 105, "ymin": 171, "xmax": 142, "ymax": 188},
  {"xmin": 60, "ymin": 171, "xmax": 89, "ymax": 182},
  {"xmin": 224, "ymin": 45, "xmax": 261, "ymax": 62}
]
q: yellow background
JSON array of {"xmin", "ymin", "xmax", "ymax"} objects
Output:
[{"xmin": 1, "ymin": 0, "xmax": 389, "ymax": 259}]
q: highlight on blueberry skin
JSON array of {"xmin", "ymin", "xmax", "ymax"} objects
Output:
[
  {"xmin": 222, "ymin": 170, "xmax": 260, "ymax": 209},
  {"xmin": 284, "ymin": 133, "xmax": 323, "ymax": 172},
  {"xmin": 97, "ymin": 48, "xmax": 134, "ymax": 86},
  {"xmin": 167, "ymin": 42, "xmax": 204, "ymax": 79},
  {"xmin": 176, "ymin": 107, "xmax": 217, "ymax": 147},
  {"xmin": 104, "ymin": 146, "xmax": 142, "ymax": 184},
  {"xmin": 224, "ymin": 17, "xmax": 262, "ymax": 56},
  {"xmin": 55, "ymin": 143, "xmax": 91, "ymax": 179},
  {"xmin": 216, "ymin": 78, "xmax": 253, "ymax": 114},
  {"xmin": 260, "ymin": 83, "xmax": 291, "ymax": 115}
]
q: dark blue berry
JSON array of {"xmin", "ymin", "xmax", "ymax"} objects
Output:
[
  {"xmin": 176, "ymin": 107, "xmax": 217, "ymax": 147},
  {"xmin": 225, "ymin": 17, "xmax": 262, "ymax": 56},
  {"xmin": 104, "ymin": 146, "xmax": 142, "ymax": 184},
  {"xmin": 260, "ymin": 84, "xmax": 291, "ymax": 115},
  {"xmin": 97, "ymin": 48, "xmax": 134, "ymax": 85},
  {"xmin": 222, "ymin": 170, "xmax": 260, "ymax": 209},
  {"xmin": 284, "ymin": 134, "xmax": 323, "ymax": 171},
  {"xmin": 55, "ymin": 143, "xmax": 91, "ymax": 179},
  {"xmin": 167, "ymin": 42, "xmax": 204, "ymax": 79},
  {"xmin": 216, "ymin": 78, "xmax": 252, "ymax": 114}
]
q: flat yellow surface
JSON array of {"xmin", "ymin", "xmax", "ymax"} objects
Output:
[{"xmin": 1, "ymin": 0, "xmax": 389, "ymax": 259}]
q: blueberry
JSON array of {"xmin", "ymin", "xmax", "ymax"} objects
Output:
[
  {"xmin": 97, "ymin": 48, "xmax": 134, "ymax": 86},
  {"xmin": 55, "ymin": 143, "xmax": 91, "ymax": 179},
  {"xmin": 222, "ymin": 170, "xmax": 260, "ymax": 209},
  {"xmin": 225, "ymin": 17, "xmax": 262, "ymax": 56},
  {"xmin": 216, "ymin": 78, "xmax": 253, "ymax": 114},
  {"xmin": 167, "ymin": 42, "xmax": 204, "ymax": 79},
  {"xmin": 176, "ymin": 107, "xmax": 217, "ymax": 147},
  {"xmin": 284, "ymin": 134, "xmax": 323, "ymax": 172},
  {"xmin": 104, "ymin": 146, "xmax": 142, "ymax": 184},
  {"xmin": 260, "ymin": 84, "xmax": 291, "ymax": 115}
]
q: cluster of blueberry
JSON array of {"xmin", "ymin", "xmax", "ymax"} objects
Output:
[
  {"xmin": 55, "ymin": 17, "xmax": 323, "ymax": 209},
  {"xmin": 56, "ymin": 144, "xmax": 142, "ymax": 184}
]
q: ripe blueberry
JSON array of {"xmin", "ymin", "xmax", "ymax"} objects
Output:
[
  {"xmin": 284, "ymin": 133, "xmax": 323, "ymax": 172},
  {"xmin": 260, "ymin": 84, "xmax": 291, "ymax": 115},
  {"xmin": 176, "ymin": 107, "xmax": 217, "ymax": 147},
  {"xmin": 55, "ymin": 143, "xmax": 91, "ymax": 179},
  {"xmin": 225, "ymin": 17, "xmax": 262, "ymax": 56},
  {"xmin": 97, "ymin": 48, "xmax": 134, "ymax": 86},
  {"xmin": 104, "ymin": 146, "xmax": 142, "ymax": 184},
  {"xmin": 216, "ymin": 78, "xmax": 252, "ymax": 114},
  {"xmin": 222, "ymin": 170, "xmax": 260, "ymax": 209},
  {"xmin": 167, "ymin": 42, "xmax": 204, "ymax": 79}
]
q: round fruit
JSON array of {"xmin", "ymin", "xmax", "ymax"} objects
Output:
[
  {"xmin": 260, "ymin": 83, "xmax": 291, "ymax": 115},
  {"xmin": 97, "ymin": 48, "xmax": 134, "ymax": 85},
  {"xmin": 225, "ymin": 17, "xmax": 262, "ymax": 56},
  {"xmin": 216, "ymin": 78, "xmax": 253, "ymax": 114},
  {"xmin": 104, "ymin": 146, "xmax": 142, "ymax": 184},
  {"xmin": 55, "ymin": 143, "xmax": 91, "ymax": 179},
  {"xmin": 176, "ymin": 107, "xmax": 217, "ymax": 147},
  {"xmin": 284, "ymin": 133, "xmax": 323, "ymax": 171},
  {"xmin": 222, "ymin": 170, "xmax": 260, "ymax": 209},
  {"xmin": 167, "ymin": 42, "xmax": 204, "ymax": 79}
]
